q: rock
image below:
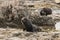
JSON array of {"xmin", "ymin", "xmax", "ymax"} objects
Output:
[
  {"xmin": 29, "ymin": 16, "xmax": 55, "ymax": 31},
  {"xmin": 55, "ymin": 22, "xmax": 60, "ymax": 30},
  {"xmin": 28, "ymin": 37, "xmax": 37, "ymax": 40},
  {"xmin": 30, "ymin": 16, "xmax": 55, "ymax": 28}
]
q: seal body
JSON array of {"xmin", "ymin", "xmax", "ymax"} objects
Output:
[
  {"xmin": 21, "ymin": 17, "xmax": 33, "ymax": 32},
  {"xmin": 40, "ymin": 8, "xmax": 52, "ymax": 16}
]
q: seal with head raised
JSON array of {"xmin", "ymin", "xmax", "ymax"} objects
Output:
[{"xmin": 21, "ymin": 17, "xmax": 33, "ymax": 32}]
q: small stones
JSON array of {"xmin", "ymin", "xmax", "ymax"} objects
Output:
[
  {"xmin": 52, "ymin": 33, "xmax": 59, "ymax": 38},
  {"xmin": 6, "ymin": 37, "xmax": 25, "ymax": 40},
  {"xmin": 0, "ymin": 28, "xmax": 59, "ymax": 40}
]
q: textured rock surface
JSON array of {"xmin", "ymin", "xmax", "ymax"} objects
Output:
[
  {"xmin": 0, "ymin": 0, "xmax": 56, "ymax": 31},
  {"xmin": 0, "ymin": 0, "xmax": 60, "ymax": 40},
  {"xmin": 0, "ymin": 28, "xmax": 59, "ymax": 40}
]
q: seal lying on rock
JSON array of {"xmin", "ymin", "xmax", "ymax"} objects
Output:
[
  {"xmin": 21, "ymin": 17, "xmax": 41, "ymax": 32},
  {"xmin": 40, "ymin": 8, "xmax": 52, "ymax": 16}
]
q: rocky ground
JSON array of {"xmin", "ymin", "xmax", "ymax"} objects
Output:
[{"xmin": 0, "ymin": 28, "xmax": 59, "ymax": 40}]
